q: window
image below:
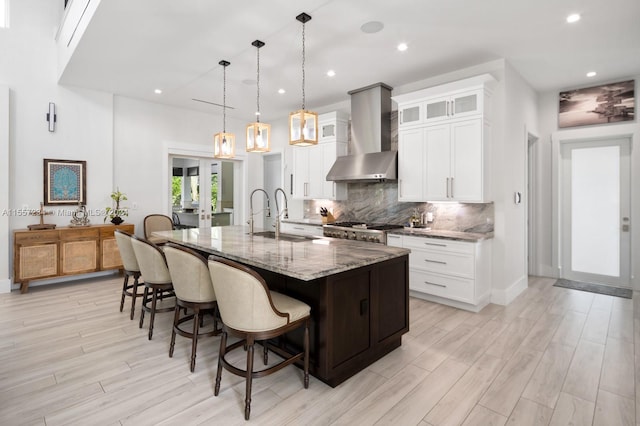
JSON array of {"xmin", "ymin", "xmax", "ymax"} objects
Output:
[{"xmin": 0, "ymin": 0, "xmax": 8, "ymax": 28}]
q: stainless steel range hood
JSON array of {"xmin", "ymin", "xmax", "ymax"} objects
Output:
[{"xmin": 326, "ymin": 83, "xmax": 396, "ymax": 182}]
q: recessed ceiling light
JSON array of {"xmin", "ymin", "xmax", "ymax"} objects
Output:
[
  {"xmin": 566, "ymin": 13, "xmax": 581, "ymax": 23},
  {"xmin": 397, "ymin": 43, "xmax": 408, "ymax": 52},
  {"xmin": 586, "ymin": 71, "xmax": 597, "ymax": 77},
  {"xmin": 154, "ymin": 89, "xmax": 162, "ymax": 94},
  {"xmin": 327, "ymin": 70, "xmax": 336, "ymax": 77},
  {"xmin": 360, "ymin": 21, "xmax": 384, "ymax": 34},
  {"xmin": 278, "ymin": 88, "xmax": 286, "ymax": 94}
]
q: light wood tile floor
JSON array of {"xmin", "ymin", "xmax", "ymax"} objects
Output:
[{"xmin": 0, "ymin": 275, "xmax": 637, "ymax": 425}]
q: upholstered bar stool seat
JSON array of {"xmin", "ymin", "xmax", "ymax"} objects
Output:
[
  {"xmin": 143, "ymin": 214, "xmax": 174, "ymax": 245},
  {"xmin": 114, "ymin": 230, "xmax": 144, "ymax": 320},
  {"xmin": 164, "ymin": 244, "xmax": 221, "ymax": 372},
  {"xmin": 207, "ymin": 256, "xmax": 310, "ymax": 421},
  {"xmin": 130, "ymin": 235, "xmax": 175, "ymax": 340}
]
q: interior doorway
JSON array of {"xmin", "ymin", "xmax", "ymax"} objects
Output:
[
  {"xmin": 170, "ymin": 156, "xmax": 235, "ymax": 228},
  {"xmin": 559, "ymin": 137, "xmax": 631, "ymax": 287},
  {"xmin": 527, "ymin": 132, "xmax": 539, "ymax": 275}
]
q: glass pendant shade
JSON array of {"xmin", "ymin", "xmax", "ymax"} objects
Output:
[
  {"xmin": 246, "ymin": 40, "xmax": 271, "ymax": 153},
  {"xmin": 289, "ymin": 12, "xmax": 318, "ymax": 147},
  {"xmin": 289, "ymin": 109, "xmax": 318, "ymax": 146},
  {"xmin": 246, "ymin": 121, "xmax": 271, "ymax": 152},
  {"xmin": 214, "ymin": 59, "xmax": 235, "ymax": 159},
  {"xmin": 213, "ymin": 132, "xmax": 235, "ymax": 159}
]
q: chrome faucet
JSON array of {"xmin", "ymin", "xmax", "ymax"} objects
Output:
[
  {"xmin": 248, "ymin": 189, "xmax": 271, "ymax": 235},
  {"xmin": 273, "ymin": 187, "xmax": 289, "ymax": 238}
]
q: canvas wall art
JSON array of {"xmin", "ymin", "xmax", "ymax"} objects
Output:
[{"xmin": 559, "ymin": 80, "xmax": 635, "ymax": 128}]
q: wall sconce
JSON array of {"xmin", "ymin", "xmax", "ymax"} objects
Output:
[{"xmin": 46, "ymin": 102, "xmax": 56, "ymax": 132}]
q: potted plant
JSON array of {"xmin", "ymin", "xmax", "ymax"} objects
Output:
[{"xmin": 104, "ymin": 188, "xmax": 128, "ymax": 225}]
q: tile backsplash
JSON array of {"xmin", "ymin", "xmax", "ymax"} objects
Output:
[{"xmin": 304, "ymin": 182, "xmax": 494, "ymax": 233}]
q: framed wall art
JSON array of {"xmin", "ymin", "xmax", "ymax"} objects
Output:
[
  {"xmin": 559, "ymin": 80, "xmax": 635, "ymax": 128},
  {"xmin": 43, "ymin": 159, "xmax": 86, "ymax": 205}
]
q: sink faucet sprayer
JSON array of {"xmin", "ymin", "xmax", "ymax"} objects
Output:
[
  {"xmin": 248, "ymin": 189, "xmax": 271, "ymax": 235},
  {"xmin": 274, "ymin": 187, "xmax": 289, "ymax": 238}
]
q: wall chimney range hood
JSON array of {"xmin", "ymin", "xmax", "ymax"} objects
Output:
[{"xmin": 326, "ymin": 83, "xmax": 396, "ymax": 182}]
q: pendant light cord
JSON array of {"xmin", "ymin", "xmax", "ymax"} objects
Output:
[
  {"xmin": 256, "ymin": 45, "xmax": 261, "ymax": 123},
  {"xmin": 301, "ymin": 20, "xmax": 306, "ymax": 111},
  {"xmin": 222, "ymin": 64, "xmax": 227, "ymax": 133}
]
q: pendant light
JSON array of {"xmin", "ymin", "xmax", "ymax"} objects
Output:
[
  {"xmin": 246, "ymin": 40, "xmax": 271, "ymax": 153},
  {"xmin": 213, "ymin": 60, "xmax": 235, "ymax": 159},
  {"xmin": 289, "ymin": 12, "xmax": 318, "ymax": 146}
]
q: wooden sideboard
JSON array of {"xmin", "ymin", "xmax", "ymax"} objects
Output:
[{"xmin": 13, "ymin": 224, "xmax": 134, "ymax": 293}]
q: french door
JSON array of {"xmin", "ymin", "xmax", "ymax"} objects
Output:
[
  {"xmin": 171, "ymin": 157, "xmax": 216, "ymax": 228},
  {"xmin": 560, "ymin": 137, "xmax": 631, "ymax": 287}
]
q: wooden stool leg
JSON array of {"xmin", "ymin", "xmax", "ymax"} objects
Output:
[
  {"xmin": 263, "ymin": 342, "xmax": 268, "ymax": 365},
  {"xmin": 214, "ymin": 332, "xmax": 227, "ymax": 396},
  {"xmin": 304, "ymin": 320, "xmax": 310, "ymax": 389},
  {"xmin": 130, "ymin": 274, "xmax": 140, "ymax": 320},
  {"xmin": 190, "ymin": 307, "xmax": 200, "ymax": 372},
  {"xmin": 148, "ymin": 288, "xmax": 158, "ymax": 340},
  {"xmin": 245, "ymin": 338, "xmax": 254, "ymax": 420},
  {"xmin": 120, "ymin": 274, "xmax": 129, "ymax": 312},
  {"xmin": 139, "ymin": 286, "xmax": 149, "ymax": 329},
  {"xmin": 169, "ymin": 304, "xmax": 180, "ymax": 357}
]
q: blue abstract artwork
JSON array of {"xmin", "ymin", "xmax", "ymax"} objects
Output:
[{"xmin": 44, "ymin": 159, "xmax": 86, "ymax": 205}]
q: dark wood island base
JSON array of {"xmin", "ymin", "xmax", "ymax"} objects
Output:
[{"xmin": 238, "ymin": 254, "xmax": 409, "ymax": 387}]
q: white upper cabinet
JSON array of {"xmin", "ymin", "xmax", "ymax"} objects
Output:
[
  {"xmin": 423, "ymin": 88, "xmax": 484, "ymax": 124},
  {"xmin": 393, "ymin": 73, "xmax": 495, "ymax": 203},
  {"xmin": 292, "ymin": 111, "xmax": 348, "ymax": 200}
]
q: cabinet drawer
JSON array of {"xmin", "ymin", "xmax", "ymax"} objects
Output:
[
  {"xmin": 100, "ymin": 224, "xmax": 134, "ymax": 238},
  {"xmin": 409, "ymin": 249, "xmax": 474, "ymax": 278},
  {"xmin": 410, "ymin": 269, "xmax": 474, "ymax": 303},
  {"xmin": 15, "ymin": 230, "xmax": 58, "ymax": 244},
  {"xmin": 281, "ymin": 223, "xmax": 323, "ymax": 237},
  {"xmin": 402, "ymin": 236, "xmax": 474, "ymax": 254},
  {"xmin": 59, "ymin": 228, "xmax": 99, "ymax": 240}
]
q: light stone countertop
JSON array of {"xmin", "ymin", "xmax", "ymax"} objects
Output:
[
  {"xmin": 388, "ymin": 228, "xmax": 494, "ymax": 242},
  {"xmin": 153, "ymin": 225, "xmax": 410, "ymax": 281}
]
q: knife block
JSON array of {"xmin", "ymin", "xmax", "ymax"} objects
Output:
[{"xmin": 322, "ymin": 212, "xmax": 335, "ymax": 224}]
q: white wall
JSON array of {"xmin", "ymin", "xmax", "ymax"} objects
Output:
[
  {"xmin": 0, "ymin": 86, "xmax": 9, "ymax": 292},
  {"xmin": 536, "ymin": 77, "xmax": 640, "ymax": 290},
  {"xmin": 492, "ymin": 62, "xmax": 539, "ymax": 304},
  {"xmin": 0, "ymin": 0, "xmax": 116, "ymax": 291},
  {"xmin": 113, "ymin": 96, "xmax": 251, "ymax": 234}
]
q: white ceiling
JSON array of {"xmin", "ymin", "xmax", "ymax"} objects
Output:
[{"xmin": 59, "ymin": 0, "xmax": 640, "ymax": 122}]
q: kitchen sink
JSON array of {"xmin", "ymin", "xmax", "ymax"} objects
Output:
[{"xmin": 250, "ymin": 231, "xmax": 318, "ymax": 243}]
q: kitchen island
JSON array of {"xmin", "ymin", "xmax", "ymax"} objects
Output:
[{"xmin": 154, "ymin": 226, "xmax": 410, "ymax": 387}]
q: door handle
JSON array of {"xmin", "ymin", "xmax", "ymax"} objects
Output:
[
  {"xmin": 450, "ymin": 177, "xmax": 454, "ymax": 198},
  {"xmin": 446, "ymin": 177, "xmax": 450, "ymax": 198}
]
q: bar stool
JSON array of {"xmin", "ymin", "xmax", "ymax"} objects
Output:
[
  {"xmin": 114, "ymin": 230, "xmax": 144, "ymax": 320},
  {"xmin": 130, "ymin": 235, "xmax": 175, "ymax": 340},
  {"xmin": 143, "ymin": 214, "xmax": 174, "ymax": 245},
  {"xmin": 207, "ymin": 255, "xmax": 310, "ymax": 420},
  {"xmin": 164, "ymin": 244, "xmax": 221, "ymax": 372}
]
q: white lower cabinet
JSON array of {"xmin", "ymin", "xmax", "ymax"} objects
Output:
[
  {"xmin": 280, "ymin": 222, "xmax": 323, "ymax": 237},
  {"xmin": 387, "ymin": 234, "xmax": 492, "ymax": 312}
]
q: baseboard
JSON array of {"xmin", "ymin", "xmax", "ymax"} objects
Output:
[
  {"xmin": 409, "ymin": 290, "xmax": 489, "ymax": 313},
  {"xmin": 491, "ymin": 275, "xmax": 528, "ymax": 305},
  {"xmin": 0, "ymin": 278, "xmax": 11, "ymax": 294}
]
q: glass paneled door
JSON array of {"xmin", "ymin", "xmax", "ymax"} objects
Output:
[
  {"xmin": 171, "ymin": 157, "xmax": 233, "ymax": 228},
  {"xmin": 560, "ymin": 138, "xmax": 631, "ymax": 287}
]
